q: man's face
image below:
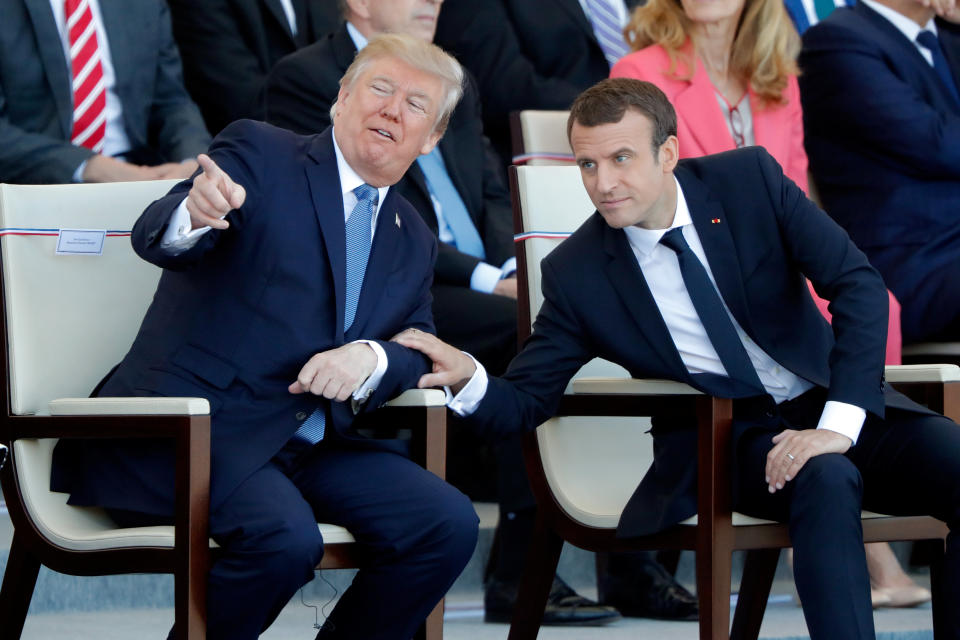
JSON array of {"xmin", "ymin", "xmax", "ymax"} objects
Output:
[
  {"xmin": 334, "ymin": 56, "xmax": 444, "ymax": 186},
  {"xmin": 570, "ymin": 110, "xmax": 678, "ymax": 230},
  {"xmin": 367, "ymin": 0, "xmax": 444, "ymax": 42}
]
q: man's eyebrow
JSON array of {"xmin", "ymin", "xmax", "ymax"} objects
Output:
[{"xmin": 369, "ymin": 75, "xmax": 397, "ymax": 87}]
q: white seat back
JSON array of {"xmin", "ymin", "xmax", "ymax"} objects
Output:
[
  {"xmin": 0, "ymin": 181, "xmax": 177, "ymax": 548},
  {"xmin": 514, "ymin": 165, "xmax": 650, "ymax": 526},
  {"xmin": 0, "ymin": 181, "xmax": 178, "ymax": 415},
  {"xmin": 513, "ymin": 111, "xmax": 576, "ymax": 165}
]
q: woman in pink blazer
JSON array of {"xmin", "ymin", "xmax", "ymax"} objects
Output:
[
  {"xmin": 612, "ymin": 0, "xmax": 925, "ymax": 608},
  {"xmin": 611, "ymin": 0, "xmax": 807, "ymax": 189}
]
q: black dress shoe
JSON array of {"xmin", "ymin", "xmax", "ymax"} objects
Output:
[
  {"xmin": 599, "ymin": 556, "xmax": 699, "ymax": 620},
  {"xmin": 484, "ymin": 575, "xmax": 622, "ymax": 626}
]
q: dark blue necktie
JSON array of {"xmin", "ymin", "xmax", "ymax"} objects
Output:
[
  {"xmin": 293, "ymin": 184, "xmax": 378, "ymax": 446},
  {"xmin": 659, "ymin": 228, "xmax": 765, "ymax": 397},
  {"xmin": 916, "ymin": 30, "xmax": 960, "ymax": 107}
]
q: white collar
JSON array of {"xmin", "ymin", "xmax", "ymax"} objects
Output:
[
  {"xmin": 860, "ymin": 0, "xmax": 937, "ymax": 42},
  {"xmin": 331, "ymin": 127, "xmax": 389, "ymax": 207},
  {"xmin": 622, "ymin": 175, "xmax": 691, "ymax": 257}
]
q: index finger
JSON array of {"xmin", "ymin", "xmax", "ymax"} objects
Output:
[{"xmin": 197, "ymin": 153, "xmax": 224, "ymax": 180}]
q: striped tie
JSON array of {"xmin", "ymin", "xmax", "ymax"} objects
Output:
[
  {"xmin": 292, "ymin": 184, "xmax": 379, "ymax": 446},
  {"xmin": 65, "ymin": 0, "xmax": 106, "ymax": 152},
  {"xmin": 584, "ymin": 0, "xmax": 630, "ymax": 67}
]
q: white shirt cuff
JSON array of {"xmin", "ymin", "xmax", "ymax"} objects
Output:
[
  {"xmin": 73, "ymin": 159, "xmax": 88, "ymax": 183},
  {"xmin": 160, "ymin": 197, "xmax": 213, "ymax": 254},
  {"xmin": 500, "ymin": 256, "xmax": 517, "ymax": 278},
  {"xmin": 446, "ymin": 353, "xmax": 488, "ymax": 416},
  {"xmin": 351, "ymin": 339, "xmax": 388, "ymax": 405},
  {"xmin": 815, "ymin": 400, "xmax": 866, "ymax": 444},
  {"xmin": 470, "ymin": 261, "xmax": 503, "ymax": 294}
]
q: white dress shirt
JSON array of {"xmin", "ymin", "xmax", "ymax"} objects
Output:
[
  {"xmin": 451, "ymin": 177, "xmax": 867, "ymax": 443},
  {"xmin": 159, "ymin": 127, "xmax": 389, "ymax": 403},
  {"xmin": 860, "ymin": 0, "xmax": 939, "ymax": 66},
  {"xmin": 48, "ymin": 0, "xmax": 131, "ymax": 179}
]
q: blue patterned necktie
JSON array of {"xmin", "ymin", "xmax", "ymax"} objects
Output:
[
  {"xmin": 416, "ymin": 149, "xmax": 485, "ymax": 259},
  {"xmin": 584, "ymin": 0, "xmax": 630, "ymax": 67},
  {"xmin": 293, "ymin": 184, "xmax": 379, "ymax": 446},
  {"xmin": 916, "ymin": 30, "xmax": 960, "ymax": 107},
  {"xmin": 659, "ymin": 228, "xmax": 765, "ymax": 397}
]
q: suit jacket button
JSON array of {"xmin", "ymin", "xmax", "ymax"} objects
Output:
[{"xmin": 296, "ymin": 411, "xmax": 308, "ymax": 421}]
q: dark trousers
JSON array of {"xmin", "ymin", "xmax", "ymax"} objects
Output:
[
  {"xmin": 111, "ymin": 441, "xmax": 479, "ymax": 640},
  {"xmin": 732, "ymin": 392, "xmax": 960, "ymax": 640}
]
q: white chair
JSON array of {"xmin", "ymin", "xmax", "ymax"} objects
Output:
[
  {"xmin": 509, "ymin": 110, "xmax": 575, "ymax": 166},
  {"xmin": 0, "ymin": 181, "xmax": 448, "ymax": 640},
  {"xmin": 508, "ymin": 165, "xmax": 956, "ymax": 640}
]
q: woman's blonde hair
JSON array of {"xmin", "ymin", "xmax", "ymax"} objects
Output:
[{"xmin": 624, "ymin": 0, "xmax": 800, "ymax": 107}]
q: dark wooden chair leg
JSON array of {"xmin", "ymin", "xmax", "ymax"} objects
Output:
[
  {"xmin": 695, "ymin": 542, "xmax": 733, "ymax": 640},
  {"xmin": 507, "ymin": 512, "xmax": 564, "ymax": 640},
  {"xmin": 929, "ymin": 538, "xmax": 947, "ymax": 639},
  {"xmin": 730, "ymin": 548, "xmax": 779, "ymax": 640},
  {"xmin": 0, "ymin": 532, "xmax": 41, "ymax": 640}
]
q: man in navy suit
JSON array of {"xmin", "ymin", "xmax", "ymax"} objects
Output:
[
  {"xmin": 396, "ymin": 78, "xmax": 960, "ymax": 640},
  {"xmin": 800, "ymin": 0, "xmax": 960, "ymax": 343},
  {"xmin": 50, "ymin": 35, "xmax": 478, "ymax": 640}
]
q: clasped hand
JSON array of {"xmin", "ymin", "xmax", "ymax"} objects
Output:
[
  {"xmin": 288, "ymin": 343, "xmax": 378, "ymax": 402},
  {"xmin": 765, "ymin": 428, "xmax": 852, "ymax": 494},
  {"xmin": 391, "ymin": 328, "xmax": 476, "ymax": 393}
]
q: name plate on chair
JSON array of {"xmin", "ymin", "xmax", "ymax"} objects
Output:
[{"xmin": 56, "ymin": 229, "xmax": 106, "ymax": 256}]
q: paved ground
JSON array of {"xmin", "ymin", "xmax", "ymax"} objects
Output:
[{"xmin": 18, "ymin": 589, "xmax": 935, "ymax": 640}]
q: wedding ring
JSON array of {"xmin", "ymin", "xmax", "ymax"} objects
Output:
[{"xmin": 786, "ymin": 453, "xmax": 796, "ymax": 461}]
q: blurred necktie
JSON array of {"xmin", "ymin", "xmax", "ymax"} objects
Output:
[
  {"xmin": 417, "ymin": 149, "xmax": 485, "ymax": 258},
  {"xmin": 66, "ymin": 0, "xmax": 106, "ymax": 152},
  {"xmin": 584, "ymin": 0, "xmax": 630, "ymax": 67},
  {"xmin": 916, "ymin": 30, "xmax": 960, "ymax": 107}
]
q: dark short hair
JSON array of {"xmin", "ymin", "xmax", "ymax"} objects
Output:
[{"xmin": 567, "ymin": 78, "xmax": 678, "ymax": 157}]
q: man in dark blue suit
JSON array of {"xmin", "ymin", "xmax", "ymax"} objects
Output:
[
  {"xmin": 799, "ymin": 0, "xmax": 960, "ymax": 343},
  {"xmin": 50, "ymin": 35, "xmax": 478, "ymax": 640},
  {"xmin": 396, "ymin": 78, "xmax": 960, "ymax": 640}
]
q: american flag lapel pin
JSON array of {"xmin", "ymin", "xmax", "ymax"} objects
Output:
[
  {"xmin": 711, "ymin": 218, "xmax": 722, "ymax": 224},
  {"xmin": 395, "ymin": 213, "xmax": 401, "ymax": 228}
]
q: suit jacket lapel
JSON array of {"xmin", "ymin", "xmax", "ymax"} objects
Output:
[
  {"xmin": 98, "ymin": 0, "xmax": 131, "ymax": 113},
  {"xmin": 601, "ymin": 222, "xmax": 693, "ymax": 380},
  {"xmin": 347, "ymin": 189, "xmax": 401, "ymax": 339},
  {"xmin": 24, "ymin": 0, "xmax": 73, "ymax": 138},
  {"xmin": 856, "ymin": 2, "xmax": 956, "ymax": 106},
  {"xmin": 262, "ymin": 0, "xmax": 297, "ymax": 44},
  {"xmin": 938, "ymin": 19, "xmax": 960, "ymax": 107},
  {"xmin": 332, "ymin": 23, "xmax": 357, "ymax": 73},
  {"xmin": 551, "ymin": 0, "xmax": 598, "ymax": 43},
  {"xmin": 676, "ymin": 166, "xmax": 756, "ymax": 337},
  {"xmin": 305, "ymin": 129, "xmax": 347, "ymax": 342}
]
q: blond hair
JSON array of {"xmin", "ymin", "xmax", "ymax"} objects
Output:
[
  {"xmin": 624, "ymin": 0, "xmax": 800, "ymax": 107},
  {"xmin": 330, "ymin": 34, "xmax": 465, "ymax": 134}
]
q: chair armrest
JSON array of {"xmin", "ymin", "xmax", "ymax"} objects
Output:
[
  {"xmin": 382, "ymin": 389, "xmax": 446, "ymax": 408},
  {"xmin": 49, "ymin": 396, "xmax": 210, "ymax": 416},
  {"xmin": 571, "ymin": 377, "xmax": 702, "ymax": 396},
  {"xmin": 885, "ymin": 364, "xmax": 960, "ymax": 384}
]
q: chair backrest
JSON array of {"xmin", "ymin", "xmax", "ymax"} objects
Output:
[
  {"xmin": 510, "ymin": 110, "xmax": 576, "ymax": 166},
  {"xmin": 0, "ymin": 181, "xmax": 179, "ymax": 549},
  {"xmin": 512, "ymin": 165, "xmax": 650, "ymax": 525},
  {"xmin": 0, "ymin": 181, "xmax": 178, "ymax": 416}
]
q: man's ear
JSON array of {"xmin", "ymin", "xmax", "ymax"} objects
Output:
[
  {"xmin": 419, "ymin": 129, "xmax": 443, "ymax": 156},
  {"xmin": 344, "ymin": 0, "xmax": 370, "ymax": 20},
  {"xmin": 659, "ymin": 135, "xmax": 679, "ymax": 173},
  {"xmin": 333, "ymin": 84, "xmax": 351, "ymax": 122}
]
